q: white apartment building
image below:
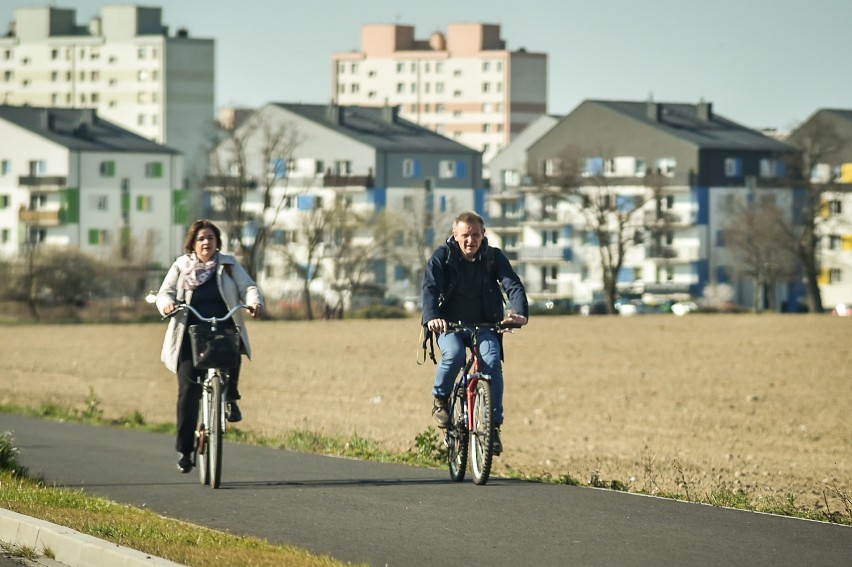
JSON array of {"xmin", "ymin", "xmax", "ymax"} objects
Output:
[
  {"xmin": 0, "ymin": 5, "xmax": 214, "ymax": 185},
  {"xmin": 331, "ymin": 23, "xmax": 547, "ymax": 170},
  {"xmin": 0, "ymin": 106, "xmax": 185, "ymax": 269}
]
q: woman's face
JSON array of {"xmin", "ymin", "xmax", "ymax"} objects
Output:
[{"xmin": 194, "ymin": 228, "xmax": 218, "ymax": 262}]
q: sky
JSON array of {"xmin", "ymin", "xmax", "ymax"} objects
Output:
[{"xmin": 2, "ymin": 0, "xmax": 850, "ymax": 132}]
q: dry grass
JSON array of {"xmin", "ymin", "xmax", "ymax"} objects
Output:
[{"xmin": 1, "ymin": 313, "xmax": 850, "ymax": 516}]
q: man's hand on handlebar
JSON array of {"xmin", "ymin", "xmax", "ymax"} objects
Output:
[
  {"xmin": 427, "ymin": 318, "xmax": 448, "ymax": 334},
  {"xmin": 247, "ymin": 304, "xmax": 263, "ymax": 318},
  {"xmin": 500, "ymin": 310, "xmax": 528, "ymax": 330}
]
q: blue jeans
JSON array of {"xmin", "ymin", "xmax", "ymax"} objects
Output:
[{"xmin": 433, "ymin": 329, "xmax": 504, "ymax": 425}]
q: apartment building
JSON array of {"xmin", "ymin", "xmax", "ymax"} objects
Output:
[
  {"xmin": 331, "ymin": 23, "xmax": 547, "ymax": 170},
  {"xmin": 489, "ymin": 99, "xmax": 804, "ymax": 311},
  {"xmin": 0, "ymin": 105, "xmax": 186, "ymax": 269},
  {"xmin": 786, "ymin": 108, "xmax": 852, "ymax": 310},
  {"xmin": 0, "ymin": 5, "xmax": 214, "ymax": 185},
  {"xmin": 206, "ymin": 102, "xmax": 485, "ymax": 308}
]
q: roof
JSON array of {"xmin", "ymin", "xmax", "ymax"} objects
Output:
[
  {"xmin": 0, "ymin": 106, "xmax": 179, "ymax": 154},
  {"xmin": 271, "ymin": 103, "xmax": 480, "ymax": 155},
  {"xmin": 590, "ymin": 100, "xmax": 798, "ymax": 153}
]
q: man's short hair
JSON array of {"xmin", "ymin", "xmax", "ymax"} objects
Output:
[{"xmin": 454, "ymin": 211, "xmax": 485, "ymax": 229}]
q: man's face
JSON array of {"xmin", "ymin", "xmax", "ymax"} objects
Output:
[{"xmin": 453, "ymin": 221, "xmax": 485, "ymax": 260}]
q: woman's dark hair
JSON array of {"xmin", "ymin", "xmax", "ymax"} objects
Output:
[{"xmin": 183, "ymin": 219, "xmax": 222, "ymax": 254}]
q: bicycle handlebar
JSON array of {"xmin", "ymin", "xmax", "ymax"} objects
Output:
[
  {"xmin": 447, "ymin": 320, "xmax": 523, "ymax": 333},
  {"xmin": 164, "ymin": 301, "xmax": 252, "ymax": 323}
]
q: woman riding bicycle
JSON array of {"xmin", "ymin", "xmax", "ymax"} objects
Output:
[
  {"xmin": 155, "ymin": 219, "xmax": 264, "ymax": 473},
  {"xmin": 422, "ymin": 211, "xmax": 528, "ymax": 456}
]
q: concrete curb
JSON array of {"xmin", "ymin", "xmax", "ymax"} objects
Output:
[{"xmin": 0, "ymin": 508, "xmax": 183, "ymax": 567}]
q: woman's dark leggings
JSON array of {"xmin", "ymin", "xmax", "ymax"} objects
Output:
[{"xmin": 175, "ymin": 336, "xmax": 241, "ymax": 454}]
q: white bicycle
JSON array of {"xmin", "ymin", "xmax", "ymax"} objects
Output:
[{"xmin": 167, "ymin": 302, "xmax": 249, "ymax": 489}]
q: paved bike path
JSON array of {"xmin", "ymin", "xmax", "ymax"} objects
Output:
[{"xmin": 2, "ymin": 414, "xmax": 851, "ymax": 566}]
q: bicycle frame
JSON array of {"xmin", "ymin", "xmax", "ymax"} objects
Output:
[
  {"xmin": 445, "ymin": 321, "xmax": 515, "ymax": 485},
  {"xmin": 165, "ymin": 302, "xmax": 248, "ymax": 488}
]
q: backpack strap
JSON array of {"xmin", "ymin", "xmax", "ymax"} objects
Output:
[{"xmin": 417, "ymin": 326, "xmax": 437, "ymax": 365}]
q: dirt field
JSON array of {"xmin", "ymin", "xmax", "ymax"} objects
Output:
[{"xmin": 1, "ymin": 314, "xmax": 850, "ymax": 514}]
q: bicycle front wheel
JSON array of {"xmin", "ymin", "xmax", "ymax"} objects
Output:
[
  {"xmin": 469, "ymin": 378, "xmax": 494, "ymax": 485},
  {"xmin": 208, "ymin": 372, "xmax": 224, "ymax": 489},
  {"xmin": 196, "ymin": 398, "xmax": 210, "ymax": 486},
  {"xmin": 447, "ymin": 386, "xmax": 468, "ymax": 482}
]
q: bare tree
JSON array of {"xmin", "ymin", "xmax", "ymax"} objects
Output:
[
  {"xmin": 723, "ymin": 198, "xmax": 798, "ymax": 311},
  {"xmin": 277, "ymin": 200, "xmax": 333, "ymax": 320},
  {"xmin": 207, "ymin": 110, "xmax": 303, "ymax": 279},
  {"xmin": 326, "ymin": 206, "xmax": 398, "ymax": 318},
  {"xmin": 783, "ymin": 116, "xmax": 848, "ymax": 312},
  {"xmin": 535, "ymin": 151, "xmax": 650, "ymax": 314}
]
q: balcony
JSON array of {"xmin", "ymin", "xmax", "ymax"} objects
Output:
[
  {"xmin": 488, "ymin": 215, "xmax": 524, "ymax": 229},
  {"xmin": 18, "ymin": 176, "xmax": 67, "ymax": 189},
  {"xmin": 519, "ymin": 246, "xmax": 572, "ymax": 262},
  {"xmin": 644, "ymin": 210, "xmax": 693, "ymax": 227},
  {"xmin": 19, "ymin": 208, "xmax": 61, "ymax": 226},
  {"xmin": 205, "ymin": 175, "xmax": 258, "ymax": 189},
  {"xmin": 323, "ymin": 174, "xmax": 374, "ymax": 188},
  {"xmin": 647, "ymin": 245, "xmax": 699, "ymax": 263}
]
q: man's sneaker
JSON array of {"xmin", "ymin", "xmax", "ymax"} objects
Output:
[
  {"xmin": 432, "ymin": 396, "xmax": 451, "ymax": 428},
  {"xmin": 492, "ymin": 427, "xmax": 503, "ymax": 456},
  {"xmin": 176, "ymin": 452, "xmax": 193, "ymax": 473},
  {"xmin": 226, "ymin": 400, "xmax": 242, "ymax": 423}
]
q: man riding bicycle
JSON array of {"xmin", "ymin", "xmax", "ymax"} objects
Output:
[{"xmin": 422, "ymin": 211, "xmax": 528, "ymax": 455}]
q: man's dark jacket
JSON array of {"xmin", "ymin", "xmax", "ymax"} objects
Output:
[{"xmin": 421, "ymin": 236, "xmax": 529, "ymax": 326}]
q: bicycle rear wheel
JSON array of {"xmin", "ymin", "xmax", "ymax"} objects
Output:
[
  {"xmin": 469, "ymin": 377, "xmax": 494, "ymax": 485},
  {"xmin": 447, "ymin": 386, "xmax": 468, "ymax": 482},
  {"xmin": 208, "ymin": 372, "xmax": 224, "ymax": 488}
]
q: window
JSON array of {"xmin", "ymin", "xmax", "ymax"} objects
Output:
[
  {"xmin": 93, "ymin": 195, "xmax": 108, "ymax": 210},
  {"xmin": 435, "ymin": 82, "xmax": 444, "ymax": 94},
  {"xmin": 544, "ymin": 158, "xmax": 562, "ymax": 177},
  {"xmin": 1, "ymin": 229, "xmax": 8, "ymax": 243},
  {"xmin": 0, "ymin": 194, "xmax": 8, "ymax": 208},
  {"xmin": 136, "ymin": 195, "xmax": 152, "ymax": 211},
  {"xmin": 825, "ymin": 199, "xmax": 842, "ymax": 215},
  {"xmin": 453, "ymin": 69, "xmax": 462, "ymax": 77},
  {"xmin": 51, "ymin": 49, "xmax": 59, "ymax": 60},
  {"xmin": 402, "ymin": 159, "xmax": 420, "ymax": 178},
  {"xmin": 439, "ymin": 160, "xmax": 456, "ymax": 178},
  {"xmin": 655, "ymin": 158, "xmax": 677, "ymax": 177},
  {"xmin": 145, "ymin": 162, "xmax": 163, "ymax": 178},
  {"xmin": 51, "ymin": 71, "xmax": 58, "ymax": 82},
  {"xmin": 502, "ymin": 169, "xmax": 520, "ymax": 187},
  {"xmin": 99, "ymin": 161, "xmax": 116, "ymax": 177},
  {"xmin": 482, "ymin": 61, "xmax": 490, "ymax": 72},
  {"xmin": 1, "ymin": 160, "xmax": 9, "ymax": 175},
  {"xmin": 826, "ymin": 234, "xmax": 842, "ymax": 250},
  {"xmin": 435, "ymin": 62, "xmax": 444, "ymax": 73},
  {"xmin": 29, "ymin": 160, "xmax": 47, "ymax": 176},
  {"xmin": 482, "ymin": 82, "xmax": 490, "ymax": 93},
  {"xmin": 725, "ymin": 158, "xmax": 743, "ymax": 177},
  {"xmin": 759, "ymin": 158, "xmax": 785, "ymax": 178},
  {"xmin": 396, "ymin": 82, "xmax": 404, "ymax": 94},
  {"xmin": 88, "ymin": 229, "xmax": 109, "ymax": 245},
  {"xmin": 402, "ymin": 196, "xmax": 414, "ymax": 211},
  {"xmin": 333, "ymin": 160, "xmax": 352, "ymax": 175}
]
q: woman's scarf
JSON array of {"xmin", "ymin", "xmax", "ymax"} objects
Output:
[{"xmin": 181, "ymin": 252, "xmax": 218, "ymax": 291}]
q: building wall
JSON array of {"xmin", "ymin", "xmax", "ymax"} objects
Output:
[
  {"xmin": 331, "ymin": 23, "xmax": 547, "ymax": 168},
  {"xmin": 0, "ymin": 6, "xmax": 213, "ymax": 185},
  {"xmin": 0, "ymin": 117, "xmax": 184, "ymax": 268}
]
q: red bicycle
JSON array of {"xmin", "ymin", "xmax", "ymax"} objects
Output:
[{"xmin": 444, "ymin": 321, "xmax": 519, "ymax": 485}]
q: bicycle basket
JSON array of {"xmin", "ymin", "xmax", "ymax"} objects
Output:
[{"xmin": 188, "ymin": 325, "xmax": 241, "ymax": 370}]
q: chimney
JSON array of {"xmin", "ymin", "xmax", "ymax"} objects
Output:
[
  {"xmin": 381, "ymin": 105, "xmax": 399, "ymax": 123},
  {"xmin": 40, "ymin": 110, "xmax": 56, "ymax": 131},
  {"xmin": 326, "ymin": 104, "xmax": 344, "ymax": 125},
  {"xmin": 80, "ymin": 108, "xmax": 97, "ymax": 125},
  {"xmin": 646, "ymin": 101, "xmax": 661, "ymax": 122},
  {"xmin": 697, "ymin": 101, "xmax": 713, "ymax": 121}
]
